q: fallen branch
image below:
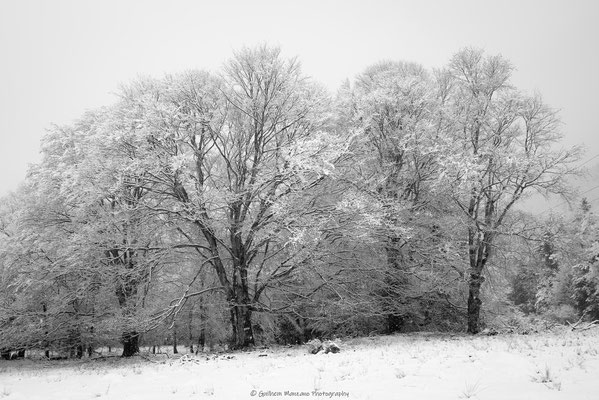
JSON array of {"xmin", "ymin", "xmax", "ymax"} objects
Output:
[
  {"xmin": 576, "ymin": 320, "xmax": 599, "ymax": 331},
  {"xmin": 567, "ymin": 312, "xmax": 598, "ymax": 331}
]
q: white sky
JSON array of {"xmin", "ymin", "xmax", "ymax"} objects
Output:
[{"xmin": 1, "ymin": 0, "xmax": 598, "ymax": 202}]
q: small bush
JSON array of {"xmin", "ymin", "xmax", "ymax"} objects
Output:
[{"xmin": 544, "ymin": 304, "xmax": 578, "ymax": 325}]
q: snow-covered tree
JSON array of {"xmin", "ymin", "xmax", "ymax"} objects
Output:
[
  {"xmin": 102, "ymin": 45, "xmax": 344, "ymax": 348},
  {"xmin": 441, "ymin": 48, "xmax": 582, "ymax": 333},
  {"xmin": 335, "ymin": 61, "xmax": 466, "ymax": 332}
]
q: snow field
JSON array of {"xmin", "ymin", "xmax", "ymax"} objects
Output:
[{"xmin": 0, "ymin": 330, "xmax": 598, "ymax": 400}]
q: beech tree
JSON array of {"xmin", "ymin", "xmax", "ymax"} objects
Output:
[
  {"xmin": 336, "ymin": 61, "xmax": 465, "ymax": 332},
  {"xmin": 0, "ymin": 189, "xmax": 33, "ymax": 358},
  {"xmin": 0, "ymin": 177, "xmax": 103, "ymax": 357},
  {"xmin": 106, "ymin": 45, "xmax": 343, "ymax": 348},
  {"xmin": 441, "ymin": 48, "xmax": 581, "ymax": 333},
  {"xmin": 10, "ymin": 111, "xmax": 172, "ymax": 357}
]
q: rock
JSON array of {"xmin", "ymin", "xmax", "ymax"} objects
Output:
[
  {"xmin": 306, "ymin": 339, "xmax": 340, "ymax": 354},
  {"xmin": 306, "ymin": 339, "xmax": 323, "ymax": 354},
  {"xmin": 323, "ymin": 341, "xmax": 340, "ymax": 354}
]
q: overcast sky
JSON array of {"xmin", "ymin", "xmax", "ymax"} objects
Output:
[{"xmin": 1, "ymin": 0, "xmax": 598, "ymax": 206}]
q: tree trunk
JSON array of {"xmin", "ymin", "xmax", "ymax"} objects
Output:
[
  {"xmin": 111, "ymin": 246, "xmax": 141, "ymax": 358},
  {"xmin": 383, "ymin": 236, "xmax": 407, "ymax": 333},
  {"xmin": 299, "ymin": 317, "xmax": 307, "ymax": 343},
  {"xmin": 86, "ymin": 326, "xmax": 94, "ymax": 358},
  {"xmin": 67, "ymin": 327, "xmax": 83, "ymax": 359},
  {"xmin": 228, "ymin": 252, "xmax": 255, "ymax": 348},
  {"xmin": 197, "ymin": 327, "xmax": 205, "ymax": 353},
  {"xmin": 188, "ymin": 307, "xmax": 194, "ymax": 354},
  {"xmin": 467, "ymin": 271, "xmax": 484, "ymax": 334},
  {"xmin": 173, "ymin": 324, "xmax": 178, "ymax": 354},
  {"xmin": 121, "ymin": 331, "xmax": 139, "ymax": 357},
  {"xmin": 42, "ymin": 302, "xmax": 49, "ymax": 359},
  {"xmin": 76, "ymin": 345, "xmax": 84, "ymax": 359},
  {"xmin": 466, "ymin": 223, "xmax": 491, "ymax": 334},
  {"xmin": 198, "ymin": 298, "xmax": 206, "ymax": 352},
  {"xmin": 230, "ymin": 303, "xmax": 254, "ymax": 349},
  {"xmin": 387, "ymin": 314, "xmax": 405, "ymax": 333}
]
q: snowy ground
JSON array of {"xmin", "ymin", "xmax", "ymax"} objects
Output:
[{"xmin": 1, "ymin": 329, "xmax": 598, "ymax": 400}]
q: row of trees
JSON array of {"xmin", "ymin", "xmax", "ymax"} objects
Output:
[{"xmin": 0, "ymin": 45, "xmax": 586, "ymax": 357}]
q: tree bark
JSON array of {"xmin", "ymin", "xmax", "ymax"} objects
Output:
[
  {"xmin": 467, "ymin": 271, "xmax": 484, "ymax": 333},
  {"xmin": 230, "ymin": 302, "xmax": 254, "ymax": 349},
  {"xmin": 41, "ymin": 302, "xmax": 50, "ymax": 359},
  {"xmin": 195, "ymin": 299, "xmax": 206, "ymax": 353},
  {"xmin": 383, "ymin": 236, "xmax": 407, "ymax": 333},
  {"xmin": 75, "ymin": 345, "xmax": 83, "ymax": 359},
  {"xmin": 197, "ymin": 326, "xmax": 205, "ymax": 353},
  {"xmin": 187, "ymin": 307, "xmax": 194, "ymax": 354},
  {"xmin": 67, "ymin": 326, "xmax": 83, "ymax": 359},
  {"xmin": 113, "ymin": 247, "xmax": 140, "ymax": 357},
  {"xmin": 387, "ymin": 314, "xmax": 405, "ymax": 333},
  {"xmin": 121, "ymin": 331, "xmax": 139, "ymax": 357},
  {"xmin": 466, "ymin": 222, "xmax": 491, "ymax": 334},
  {"xmin": 173, "ymin": 324, "xmax": 178, "ymax": 354}
]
